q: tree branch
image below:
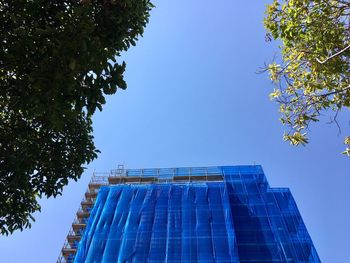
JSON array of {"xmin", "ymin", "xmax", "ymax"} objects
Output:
[
  {"xmin": 315, "ymin": 85, "xmax": 350, "ymax": 98},
  {"xmin": 316, "ymin": 44, "xmax": 350, "ymax": 64}
]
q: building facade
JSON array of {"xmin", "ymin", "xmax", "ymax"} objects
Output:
[{"xmin": 58, "ymin": 165, "xmax": 320, "ymax": 262}]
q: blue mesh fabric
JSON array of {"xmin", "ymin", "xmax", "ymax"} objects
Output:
[
  {"xmin": 222, "ymin": 166, "xmax": 320, "ymax": 262},
  {"xmin": 74, "ymin": 165, "xmax": 320, "ymax": 263},
  {"xmin": 75, "ymin": 183, "xmax": 239, "ymax": 263}
]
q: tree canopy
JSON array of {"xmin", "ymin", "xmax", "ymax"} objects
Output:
[
  {"xmin": 0, "ymin": 0, "xmax": 153, "ymax": 234},
  {"xmin": 264, "ymin": 0, "xmax": 350, "ymax": 155}
]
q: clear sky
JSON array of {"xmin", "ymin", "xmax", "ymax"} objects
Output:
[{"xmin": 0, "ymin": 1, "xmax": 349, "ymax": 262}]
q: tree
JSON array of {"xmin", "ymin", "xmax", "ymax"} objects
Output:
[
  {"xmin": 0, "ymin": 0, "xmax": 153, "ymax": 234},
  {"xmin": 264, "ymin": 0, "xmax": 350, "ymax": 155}
]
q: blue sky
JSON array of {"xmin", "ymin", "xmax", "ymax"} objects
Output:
[{"xmin": 0, "ymin": 1, "xmax": 349, "ymax": 262}]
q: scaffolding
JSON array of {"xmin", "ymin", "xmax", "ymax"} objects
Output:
[
  {"xmin": 57, "ymin": 165, "xmax": 320, "ymax": 263},
  {"xmin": 57, "ymin": 165, "xmax": 225, "ymax": 263}
]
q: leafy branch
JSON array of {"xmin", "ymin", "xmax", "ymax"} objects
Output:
[
  {"xmin": 0, "ymin": 0, "xmax": 154, "ymax": 235},
  {"xmin": 264, "ymin": 0, "xmax": 350, "ymax": 155}
]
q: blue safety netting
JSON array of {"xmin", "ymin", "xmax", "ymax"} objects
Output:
[
  {"xmin": 222, "ymin": 166, "xmax": 320, "ymax": 262},
  {"xmin": 75, "ymin": 183, "xmax": 239, "ymax": 262},
  {"xmin": 74, "ymin": 165, "xmax": 320, "ymax": 263}
]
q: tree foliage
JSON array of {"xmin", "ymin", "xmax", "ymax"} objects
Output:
[
  {"xmin": 264, "ymin": 0, "xmax": 350, "ymax": 155},
  {"xmin": 0, "ymin": 0, "xmax": 153, "ymax": 234}
]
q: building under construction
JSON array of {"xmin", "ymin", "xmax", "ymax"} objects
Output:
[{"xmin": 57, "ymin": 165, "xmax": 320, "ymax": 262}]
